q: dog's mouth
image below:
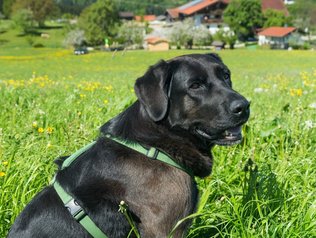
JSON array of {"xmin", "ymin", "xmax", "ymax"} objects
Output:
[{"xmin": 195, "ymin": 126, "xmax": 243, "ymax": 146}]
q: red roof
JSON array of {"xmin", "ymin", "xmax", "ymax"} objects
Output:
[
  {"xmin": 135, "ymin": 15, "xmax": 156, "ymax": 22},
  {"xmin": 167, "ymin": 0, "xmax": 229, "ymax": 18},
  {"xmin": 262, "ymin": 0, "xmax": 289, "ymax": 15},
  {"xmin": 146, "ymin": 37, "xmax": 169, "ymax": 44},
  {"xmin": 258, "ymin": 27, "xmax": 296, "ymax": 37}
]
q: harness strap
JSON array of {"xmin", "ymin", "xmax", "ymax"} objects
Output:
[
  {"xmin": 106, "ymin": 134, "xmax": 193, "ymax": 177},
  {"xmin": 52, "ymin": 135, "xmax": 193, "ymax": 238},
  {"xmin": 54, "ymin": 182, "xmax": 108, "ymax": 238}
]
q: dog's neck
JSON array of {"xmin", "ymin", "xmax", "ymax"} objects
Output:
[{"xmin": 100, "ymin": 101, "xmax": 213, "ymax": 177}]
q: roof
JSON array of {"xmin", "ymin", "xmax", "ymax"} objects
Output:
[
  {"xmin": 167, "ymin": 0, "xmax": 229, "ymax": 18},
  {"xmin": 258, "ymin": 27, "xmax": 296, "ymax": 37},
  {"xmin": 135, "ymin": 15, "xmax": 156, "ymax": 22},
  {"xmin": 262, "ymin": 0, "xmax": 289, "ymax": 15},
  {"xmin": 146, "ymin": 37, "xmax": 169, "ymax": 45}
]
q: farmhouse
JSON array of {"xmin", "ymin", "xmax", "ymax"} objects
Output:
[
  {"xmin": 166, "ymin": 0, "xmax": 230, "ymax": 34},
  {"xmin": 165, "ymin": 0, "xmax": 289, "ymax": 34},
  {"xmin": 258, "ymin": 27, "xmax": 296, "ymax": 49}
]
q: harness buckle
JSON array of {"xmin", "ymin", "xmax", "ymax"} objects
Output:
[
  {"xmin": 65, "ymin": 199, "xmax": 86, "ymax": 221},
  {"xmin": 146, "ymin": 147, "xmax": 159, "ymax": 159}
]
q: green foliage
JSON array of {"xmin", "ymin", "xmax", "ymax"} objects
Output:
[
  {"xmin": 223, "ymin": 0, "xmax": 264, "ymax": 41},
  {"xmin": 12, "ymin": 9, "xmax": 35, "ymax": 34},
  {"xmin": 214, "ymin": 30, "xmax": 237, "ymax": 49},
  {"xmin": 116, "ymin": 21, "xmax": 144, "ymax": 47},
  {"xmin": 263, "ymin": 9, "xmax": 293, "ymax": 28},
  {"xmin": 288, "ymin": 0, "xmax": 316, "ymax": 32},
  {"xmin": 55, "ymin": 0, "xmax": 96, "ymax": 15},
  {"xmin": 78, "ymin": 0, "xmax": 120, "ymax": 46},
  {"xmin": 113, "ymin": 0, "xmax": 187, "ymax": 15},
  {"xmin": 12, "ymin": 0, "xmax": 59, "ymax": 27},
  {"xmin": 63, "ymin": 28, "xmax": 85, "ymax": 48},
  {"xmin": 169, "ymin": 18, "xmax": 194, "ymax": 48},
  {"xmin": 2, "ymin": 0, "xmax": 15, "ymax": 18}
]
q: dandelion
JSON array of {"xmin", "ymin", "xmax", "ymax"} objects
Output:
[
  {"xmin": 104, "ymin": 99, "xmax": 109, "ymax": 105},
  {"xmin": 38, "ymin": 127, "xmax": 44, "ymax": 133},
  {"xmin": 290, "ymin": 88, "xmax": 303, "ymax": 96},
  {"xmin": 46, "ymin": 127, "xmax": 53, "ymax": 134},
  {"xmin": 2, "ymin": 161, "xmax": 8, "ymax": 166},
  {"xmin": 0, "ymin": 171, "xmax": 5, "ymax": 177}
]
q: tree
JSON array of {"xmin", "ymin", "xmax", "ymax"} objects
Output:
[
  {"xmin": 169, "ymin": 18, "xmax": 194, "ymax": 48},
  {"xmin": 263, "ymin": 9, "xmax": 292, "ymax": 28},
  {"xmin": 192, "ymin": 26, "xmax": 212, "ymax": 47},
  {"xmin": 12, "ymin": 0, "xmax": 59, "ymax": 27},
  {"xmin": 63, "ymin": 28, "xmax": 86, "ymax": 48},
  {"xmin": 288, "ymin": 0, "xmax": 316, "ymax": 32},
  {"xmin": 223, "ymin": 0, "xmax": 264, "ymax": 41},
  {"xmin": 2, "ymin": 0, "xmax": 15, "ymax": 18},
  {"xmin": 117, "ymin": 21, "xmax": 144, "ymax": 47},
  {"xmin": 12, "ymin": 9, "xmax": 35, "ymax": 34},
  {"xmin": 78, "ymin": 0, "xmax": 120, "ymax": 45}
]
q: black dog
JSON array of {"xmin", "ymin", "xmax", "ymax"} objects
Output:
[{"xmin": 8, "ymin": 53, "xmax": 249, "ymax": 238}]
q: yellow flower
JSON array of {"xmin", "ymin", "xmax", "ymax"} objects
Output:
[
  {"xmin": 290, "ymin": 88, "xmax": 303, "ymax": 97},
  {"xmin": 104, "ymin": 99, "xmax": 109, "ymax": 105},
  {"xmin": 80, "ymin": 94, "xmax": 86, "ymax": 98},
  {"xmin": 2, "ymin": 161, "xmax": 8, "ymax": 166},
  {"xmin": 46, "ymin": 127, "xmax": 53, "ymax": 134},
  {"xmin": 38, "ymin": 127, "xmax": 44, "ymax": 133},
  {"xmin": 0, "ymin": 171, "xmax": 6, "ymax": 177}
]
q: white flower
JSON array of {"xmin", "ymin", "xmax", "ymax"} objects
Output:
[
  {"xmin": 304, "ymin": 120, "xmax": 314, "ymax": 129},
  {"xmin": 309, "ymin": 102, "xmax": 316, "ymax": 109}
]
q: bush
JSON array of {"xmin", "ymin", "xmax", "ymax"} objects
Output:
[
  {"xmin": 12, "ymin": 9, "xmax": 35, "ymax": 34},
  {"xmin": 116, "ymin": 21, "xmax": 144, "ymax": 47},
  {"xmin": 63, "ymin": 29, "xmax": 86, "ymax": 48}
]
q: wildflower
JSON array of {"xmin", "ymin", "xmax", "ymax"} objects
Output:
[
  {"xmin": 309, "ymin": 102, "xmax": 316, "ymax": 109},
  {"xmin": 104, "ymin": 99, "xmax": 109, "ymax": 105},
  {"xmin": 105, "ymin": 85, "xmax": 113, "ymax": 92},
  {"xmin": 46, "ymin": 127, "xmax": 53, "ymax": 134},
  {"xmin": 2, "ymin": 161, "xmax": 8, "ymax": 166},
  {"xmin": 290, "ymin": 88, "xmax": 303, "ymax": 96},
  {"xmin": 254, "ymin": 88, "xmax": 266, "ymax": 93},
  {"xmin": 32, "ymin": 121, "xmax": 38, "ymax": 128},
  {"xmin": 80, "ymin": 94, "xmax": 86, "ymax": 99},
  {"xmin": 38, "ymin": 127, "xmax": 44, "ymax": 133},
  {"xmin": 0, "ymin": 171, "xmax": 5, "ymax": 177},
  {"xmin": 304, "ymin": 120, "xmax": 314, "ymax": 129}
]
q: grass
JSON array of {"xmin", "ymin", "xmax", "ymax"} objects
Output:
[{"xmin": 0, "ymin": 48, "xmax": 315, "ymax": 237}]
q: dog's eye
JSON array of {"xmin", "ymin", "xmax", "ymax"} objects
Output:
[
  {"xmin": 189, "ymin": 82, "xmax": 202, "ymax": 89},
  {"xmin": 223, "ymin": 72, "xmax": 230, "ymax": 81}
]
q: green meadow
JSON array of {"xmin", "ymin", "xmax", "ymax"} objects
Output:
[{"xmin": 0, "ymin": 48, "xmax": 315, "ymax": 237}]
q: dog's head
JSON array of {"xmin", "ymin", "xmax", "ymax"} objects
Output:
[{"xmin": 135, "ymin": 53, "xmax": 250, "ymax": 146}]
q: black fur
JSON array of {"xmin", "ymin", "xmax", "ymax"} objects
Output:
[{"xmin": 8, "ymin": 54, "xmax": 250, "ymax": 238}]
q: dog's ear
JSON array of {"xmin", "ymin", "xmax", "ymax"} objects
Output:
[
  {"xmin": 205, "ymin": 53, "xmax": 223, "ymax": 63},
  {"xmin": 134, "ymin": 60, "xmax": 170, "ymax": 122}
]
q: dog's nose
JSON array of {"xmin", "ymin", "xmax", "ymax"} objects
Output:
[{"xmin": 230, "ymin": 99, "xmax": 250, "ymax": 116}]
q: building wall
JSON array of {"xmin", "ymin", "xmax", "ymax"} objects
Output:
[{"xmin": 148, "ymin": 42, "xmax": 169, "ymax": 51}]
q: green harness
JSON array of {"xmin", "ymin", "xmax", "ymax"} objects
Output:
[{"xmin": 52, "ymin": 135, "xmax": 193, "ymax": 238}]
